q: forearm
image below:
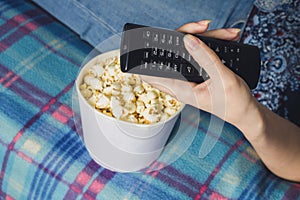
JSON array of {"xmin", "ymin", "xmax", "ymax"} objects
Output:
[{"xmin": 238, "ymin": 98, "xmax": 300, "ymax": 182}]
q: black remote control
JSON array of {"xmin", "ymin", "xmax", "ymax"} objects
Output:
[{"xmin": 120, "ymin": 23, "xmax": 261, "ymax": 89}]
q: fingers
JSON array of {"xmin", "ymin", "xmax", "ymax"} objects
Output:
[
  {"xmin": 183, "ymin": 34, "xmax": 229, "ymax": 81},
  {"xmin": 176, "ymin": 20, "xmax": 211, "ymax": 34},
  {"xmin": 200, "ymin": 28, "xmax": 241, "ymax": 41},
  {"xmin": 177, "ymin": 20, "xmax": 240, "ymax": 41}
]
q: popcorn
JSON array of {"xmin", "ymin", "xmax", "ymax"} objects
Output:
[
  {"xmin": 133, "ymin": 85, "xmax": 144, "ymax": 95},
  {"xmin": 111, "ymin": 82, "xmax": 121, "ymax": 90},
  {"xmin": 88, "ymin": 64, "xmax": 105, "ymax": 77},
  {"xmin": 136, "ymin": 101, "xmax": 145, "ymax": 113},
  {"xmin": 164, "ymin": 94, "xmax": 178, "ymax": 108},
  {"xmin": 164, "ymin": 107, "xmax": 177, "ymax": 116},
  {"xmin": 122, "ymin": 92, "xmax": 136, "ymax": 102},
  {"xmin": 95, "ymin": 94, "xmax": 110, "ymax": 109},
  {"xmin": 103, "ymin": 86, "xmax": 113, "ymax": 95},
  {"xmin": 80, "ymin": 86, "xmax": 93, "ymax": 99},
  {"xmin": 142, "ymin": 107, "xmax": 161, "ymax": 124},
  {"xmin": 146, "ymin": 90, "xmax": 159, "ymax": 100},
  {"xmin": 88, "ymin": 95, "xmax": 97, "ymax": 105},
  {"xmin": 88, "ymin": 78, "xmax": 102, "ymax": 90},
  {"xmin": 122, "ymin": 114, "xmax": 138, "ymax": 123},
  {"xmin": 79, "ymin": 55, "xmax": 182, "ymax": 124},
  {"xmin": 124, "ymin": 102, "xmax": 136, "ymax": 114},
  {"xmin": 83, "ymin": 74, "xmax": 96, "ymax": 85},
  {"xmin": 110, "ymin": 96, "xmax": 124, "ymax": 119},
  {"xmin": 122, "ymin": 84, "xmax": 132, "ymax": 93}
]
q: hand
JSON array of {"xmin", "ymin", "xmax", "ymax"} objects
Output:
[{"xmin": 140, "ymin": 20, "xmax": 257, "ymax": 135}]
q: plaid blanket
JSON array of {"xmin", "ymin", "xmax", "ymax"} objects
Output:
[{"xmin": 0, "ymin": 0, "xmax": 299, "ymax": 199}]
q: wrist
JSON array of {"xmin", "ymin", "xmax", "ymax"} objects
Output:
[{"xmin": 235, "ymin": 97, "xmax": 267, "ymax": 143}]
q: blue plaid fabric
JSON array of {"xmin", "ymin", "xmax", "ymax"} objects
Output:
[{"xmin": 0, "ymin": 1, "xmax": 299, "ymax": 200}]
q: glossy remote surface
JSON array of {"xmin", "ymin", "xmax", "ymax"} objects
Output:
[{"xmin": 120, "ymin": 23, "xmax": 261, "ymax": 89}]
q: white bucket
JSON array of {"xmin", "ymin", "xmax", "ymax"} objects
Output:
[{"xmin": 76, "ymin": 50, "xmax": 184, "ymax": 172}]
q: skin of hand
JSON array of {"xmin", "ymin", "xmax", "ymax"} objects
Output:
[
  {"xmin": 140, "ymin": 20, "xmax": 300, "ymax": 182},
  {"xmin": 141, "ymin": 20, "xmax": 253, "ymax": 133}
]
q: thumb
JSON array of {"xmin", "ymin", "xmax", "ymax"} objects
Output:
[{"xmin": 183, "ymin": 34, "xmax": 228, "ymax": 81}]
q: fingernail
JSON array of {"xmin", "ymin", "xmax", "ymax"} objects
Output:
[
  {"xmin": 183, "ymin": 34, "xmax": 200, "ymax": 51},
  {"xmin": 226, "ymin": 28, "xmax": 241, "ymax": 34},
  {"xmin": 197, "ymin": 20, "xmax": 212, "ymax": 26}
]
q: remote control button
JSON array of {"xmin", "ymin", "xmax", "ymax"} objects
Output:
[
  {"xmin": 234, "ymin": 47, "xmax": 240, "ymax": 54},
  {"xmin": 174, "ymin": 50, "xmax": 180, "ymax": 60},
  {"xmin": 144, "ymin": 41, "xmax": 150, "ymax": 48},
  {"xmin": 172, "ymin": 63, "xmax": 180, "ymax": 73},
  {"xmin": 141, "ymin": 60, "xmax": 149, "ymax": 70},
  {"xmin": 221, "ymin": 59, "xmax": 227, "ymax": 65},
  {"xmin": 186, "ymin": 53, "xmax": 192, "ymax": 63},
  {"xmin": 167, "ymin": 35, "xmax": 173, "ymax": 45},
  {"xmin": 158, "ymin": 49, "xmax": 166, "ymax": 58},
  {"xmin": 144, "ymin": 51, "xmax": 150, "ymax": 60},
  {"xmin": 206, "ymin": 42, "xmax": 212, "ymax": 48},
  {"xmin": 165, "ymin": 62, "xmax": 172, "ymax": 71},
  {"xmin": 152, "ymin": 32, "xmax": 159, "ymax": 43},
  {"xmin": 224, "ymin": 46, "xmax": 229, "ymax": 53},
  {"xmin": 175, "ymin": 35, "xmax": 181, "ymax": 46},
  {"xmin": 143, "ymin": 30, "xmax": 151, "ymax": 39},
  {"xmin": 158, "ymin": 61, "xmax": 164, "ymax": 71},
  {"xmin": 166, "ymin": 49, "xmax": 173, "ymax": 59},
  {"xmin": 198, "ymin": 66, "xmax": 203, "ymax": 76},
  {"xmin": 160, "ymin": 33, "xmax": 166, "ymax": 45},
  {"xmin": 152, "ymin": 47, "xmax": 158, "ymax": 57},
  {"xmin": 181, "ymin": 51, "xmax": 187, "ymax": 62},
  {"xmin": 182, "ymin": 64, "xmax": 195, "ymax": 76},
  {"xmin": 229, "ymin": 59, "xmax": 234, "ymax": 68},
  {"xmin": 122, "ymin": 44, "xmax": 128, "ymax": 51},
  {"xmin": 150, "ymin": 60, "xmax": 158, "ymax": 70},
  {"xmin": 202, "ymin": 70, "xmax": 210, "ymax": 80}
]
